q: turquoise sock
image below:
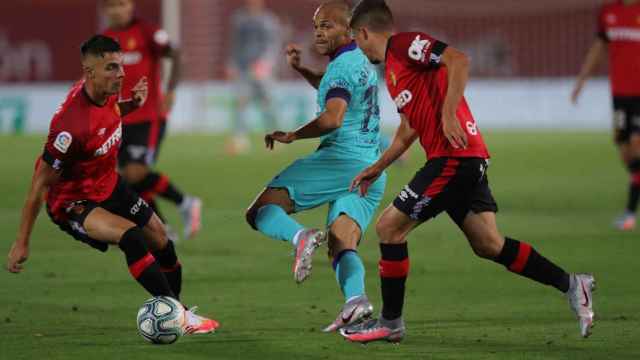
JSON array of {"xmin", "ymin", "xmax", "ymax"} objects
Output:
[
  {"xmin": 334, "ymin": 250, "xmax": 366, "ymax": 301},
  {"xmin": 255, "ymin": 204, "xmax": 304, "ymax": 244}
]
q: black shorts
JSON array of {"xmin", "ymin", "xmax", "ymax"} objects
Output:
[
  {"xmin": 392, "ymin": 157, "xmax": 498, "ymax": 227},
  {"xmin": 118, "ymin": 121, "xmax": 165, "ymax": 167},
  {"xmin": 613, "ymin": 96, "xmax": 640, "ymax": 144},
  {"xmin": 47, "ymin": 177, "xmax": 154, "ymax": 252}
]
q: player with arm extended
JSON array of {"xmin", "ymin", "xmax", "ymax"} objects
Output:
[
  {"xmin": 340, "ymin": 0, "xmax": 596, "ymax": 343},
  {"xmin": 245, "ymin": 0, "xmax": 386, "ymax": 332},
  {"xmin": 102, "ymin": 0, "xmax": 201, "ymax": 241},
  {"xmin": 5, "ymin": 35, "xmax": 217, "ymax": 335},
  {"xmin": 572, "ymin": 0, "xmax": 640, "ymax": 231}
]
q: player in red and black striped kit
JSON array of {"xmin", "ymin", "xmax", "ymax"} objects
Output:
[
  {"xmin": 341, "ymin": 0, "xmax": 596, "ymax": 343},
  {"xmin": 5, "ymin": 35, "xmax": 217, "ymax": 334},
  {"xmin": 572, "ymin": 0, "xmax": 640, "ymax": 231},
  {"xmin": 102, "ymin": 0, "xmax": 202, "ymax": 240}
]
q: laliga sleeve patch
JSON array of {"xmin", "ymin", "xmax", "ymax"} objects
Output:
[
  {"xmin": 53, "ymin": 131, "xmax": 73, "ymax": 154},
  {"xmin": 154, "ymin": 29, "xmax": 170, "ymax": 46}
]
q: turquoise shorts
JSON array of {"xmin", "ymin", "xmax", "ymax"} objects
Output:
[{"xmin": 268, "ymin": 149, "xmax": 386, "ymax": 232}]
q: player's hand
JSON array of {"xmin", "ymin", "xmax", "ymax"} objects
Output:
[
  {"xmin": 571, "ymin": 80, "xmax": 585, "ymax": 105},
  {"xmin": 132, "ymin": 77, "xmax": 148, "ymax": 108},
  {"xmin": 265, "ymin": 131, "xmax": 295, "ymax": 150},
  {"xmin": 162, "ymin": 90, "xmax": 175, "ymax": 114},
  {"xmin": 350, "ymin": 165, "xmax": 383, "ymax": 197},
  {"xmin": 6, "ymin": 241, "xmax": 29, "ymax": 273},
  {"xmin": 442, "ymin": 113, "xmax": 468, "ymax": 149},
  {"xmin": 286, "ymin": 44, "xmax": 302, "ymax": 70}
]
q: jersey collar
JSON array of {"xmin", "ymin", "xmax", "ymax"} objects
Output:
[{"xmin": 329, "ymin": 41, "xmax": 357, "ymax": 62}]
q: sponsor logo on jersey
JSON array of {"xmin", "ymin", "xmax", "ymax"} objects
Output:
[
  {"xmin": 53, "ymin": 131, "xmax": 72, "ymax": 154},
  {"xmin": 394, "ymin": 90, "xmax": 413, "ymax": 109},
  {"xmin": 607, "ymin": 27, "xmax": 640, "ymax": 42},
  {"xmin": 98, "ymin": 127, "xmax": 106, "ymax": 136},
  {"xmin": 123, "ymin": 51, "xmax": 142, "ymax": 65},
  {"xmin": 94, "ymin": 125, "xmax": 122, "ymax": 156},
  {"xmin": 408, "ymin": 35, "xmax": 431, "ymax": 62}
]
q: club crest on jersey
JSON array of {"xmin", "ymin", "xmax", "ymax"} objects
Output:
[
  {"xmin": 394, "ymin": 90, "xmax": 413, "ymax": 110},
  {"xmin": 127, "ymin": 37, "xmax": 137, "ymax": 50},
  {"xmin": 390, "ymin": 71, "xmax": 397, "ymax": 87},
  {"xmin": 94, "ymin": 125, "xmax": 122, "ymax": 157},
  {"xmin": 408, "ymin": 35, "xmax": 431, "ymax": 62},
  {"xmin": 54, "ymin": 131, "xmax": 72, "ymax": 154}
]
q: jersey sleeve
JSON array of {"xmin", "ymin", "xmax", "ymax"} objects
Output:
[
  {"xmin": 323, "ymin": 63, "xmax": 356, "ymax": 106},
  {"xmin": 42, "ymin": 115, "xmax": 82, "ymax": 171},
  {"xmin": 393, "ymin": 32, "xmax": 448, "ymax": 68},
  {"xmin": 597, "ymin": 6, "xmax": 609, "ymax": 42}
]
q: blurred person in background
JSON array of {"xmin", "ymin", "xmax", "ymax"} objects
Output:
[
  {"xmin": 102, "ymin": 0, "xmax": 202, "ymax": 240},
  {"xmin": 226, "ymin": 0, "xmax": 281, "ymax": 155},
  {"xmin": 572, "ymin": 0, "xmax": 640, "ymax": 231}
]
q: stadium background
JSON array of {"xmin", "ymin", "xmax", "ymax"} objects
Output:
[
  {"xmin": 0, "ymin": 0, "xmax": 610, "ymax": 133},
  {"xmin": 2, "ymin": 1, "xmax": 640, "ymax": 359}
]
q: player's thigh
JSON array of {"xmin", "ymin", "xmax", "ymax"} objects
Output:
[
  {"xmin": 327, "ymin": 215, "xmax": 361, "ymax": 257},
  {"xmin": 246, "ymin": 187, "xmax": 295, "ymax": 227},
  {"xmin": 83, "ymin": 207, "xmax": 136, "ymax": 245}
]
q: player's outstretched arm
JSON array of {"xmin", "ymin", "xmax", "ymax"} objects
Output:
[
  {"xmin": 6, "ymin": 160, "xmax": 60, "ymax": 273},
  {"xmin": 440, "ymin": 46, "xmax": 471, "ymax": 149},
  {"xmin": 571, "ymin": 39, "xmax": 606, "ymax": 105},
  {"xmin": 118, "ymin": 77, "xmax": 148, "ymax": 117},
  {"xmin": 351, "ymin": 115, "xmax": 417, "ymax": 196},
  {"xmin": 286, "ymin": 44, "xmax": 325, "ymax": 89},
  {"xmin": 264, "ymin": 97, "xmax": 347, "ymax": 149}
]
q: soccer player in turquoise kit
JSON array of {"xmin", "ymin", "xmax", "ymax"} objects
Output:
[{"xmin": 245, "ymin": 1, "xmax": 385, "ymax": 331}]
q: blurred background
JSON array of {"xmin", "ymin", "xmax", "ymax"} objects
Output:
[{"xmin": 0, "ymin": 0, "xmax": 608, "ymax": 136}]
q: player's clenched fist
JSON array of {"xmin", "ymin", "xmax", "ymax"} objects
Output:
[
  {"xmin": 132, "ymin": 76, "xmax": 148, "ymax": 108},
  {"xmin": 6, "ymin": 241, "xmax": 28, "ymax": 273},
  {"xmin": 286, "ymin": 44, "xmax": 302, "ymax": 70}
]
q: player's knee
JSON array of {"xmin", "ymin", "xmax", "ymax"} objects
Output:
[
  {"xmin": 376, "ymin": 218, "xmax": 402, "ymax": 244},
  {"xmin": 144, "ymin": 215, "xmax": 169, "ymax": 251}
]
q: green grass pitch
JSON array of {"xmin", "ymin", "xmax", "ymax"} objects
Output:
[{"xmin": 1, "ymin": 132, "xmax": 639, "ymax": 359}]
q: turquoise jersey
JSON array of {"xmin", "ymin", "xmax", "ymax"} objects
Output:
[{"xmin": 316, "ymin": 42, "xmax": 381, "ymax": 163}]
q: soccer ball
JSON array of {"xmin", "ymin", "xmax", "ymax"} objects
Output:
[{"xmin": 136, "ymin": 296, "xmax": 185, "ymax": 344}]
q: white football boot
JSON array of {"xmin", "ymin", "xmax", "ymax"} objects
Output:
[{"xmin": 566, "ymin": 273, "xmax": 596, "ymax": 338}]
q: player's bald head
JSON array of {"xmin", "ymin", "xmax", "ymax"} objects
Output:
[{"xmin": 314, "ymin": 0, "xmax": 351, "ymax": 27}]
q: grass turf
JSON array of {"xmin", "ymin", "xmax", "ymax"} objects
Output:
[{"xmin": 0, "ymin": 132, "xmax": 638, "ymax": 359}]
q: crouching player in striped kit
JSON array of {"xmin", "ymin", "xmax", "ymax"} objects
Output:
[{"xmin": 5, "ymin": 35, "xmax": 217, "ymax": 335}]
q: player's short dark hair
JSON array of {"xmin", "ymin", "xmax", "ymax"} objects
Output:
[
  {"xmin": 80, "ymin": 35, "xmax": 121, "ymax": 58},
  {"xmin": 350, "ymin": 0, "xmax": 393, "ymax": 31}
]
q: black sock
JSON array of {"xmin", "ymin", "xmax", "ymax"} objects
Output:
[
  {"xmin": 495, "ymin": 237, "xmax": 570, "ymax": 293},
  {"xmin": 119, "ymin": 227, "xmax": 174, "ymax": 298},
  {"xmin": 626, "ymin": 160, "xmax": 640, "ymax": 213},
  {"xmin": 152, "ymin": 240, "xmax": 182, "ymax": 299},
  {"xmin": 379, "ymin": 243, "xmax": 410, "ymax": 320}
]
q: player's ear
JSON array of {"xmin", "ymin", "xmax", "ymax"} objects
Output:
[{"xmin": 83, "ymin": 65, "xmax": 95, "ymax": 80}]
